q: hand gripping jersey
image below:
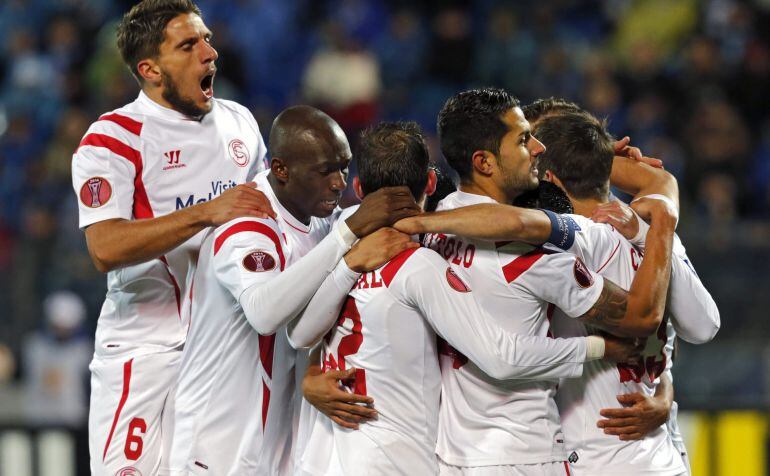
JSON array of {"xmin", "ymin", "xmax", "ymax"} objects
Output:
[
  {"xmin": 426, "ymin": 191, "xmax": 605, "ymax": 468},
  {"xmin": 548, "ymin": 214, "xmax": 716, "ymax": 475},
  {"xmin": 169, "ymin": 170, "xmax": 355, "ymax": 476},
  {"xmin": 71, "ymin": 91, "xmax": 266, "ymax": 357},
  {"xmin": 299, "ymin": 245, "xmax": 592, "ymax": 476}
]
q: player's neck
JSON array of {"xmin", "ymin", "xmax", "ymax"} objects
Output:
[
  {"xmin": 267, "ymin": 173, "xmax": 311, "ymax": 225},
  {"xmin": 458, "ymin": 179, "xmax": 509, "ymax": 204},
  {"xmin": 570, "ymin": 196, "xmax": 609, "ymax": 218}
]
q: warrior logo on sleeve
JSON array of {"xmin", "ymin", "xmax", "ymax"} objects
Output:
[
  {"xmin": 242, "ymin": 250, "xmax": 277, "ymax": 272},
  {"xmin": 79, "ymin": 177, "xmax": 112, "ymax": 208}
]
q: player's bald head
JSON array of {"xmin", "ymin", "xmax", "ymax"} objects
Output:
[{"xmin": 268, "ymin": 105, "xmax": 349, "ymax": 164}]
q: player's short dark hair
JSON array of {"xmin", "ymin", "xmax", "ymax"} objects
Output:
[
  {"xmin": 116, "ymin": 0, "xmax": 202, "ymax": 82},
  {"xmin": 533, "ymin": 112, "xmax": 614, "ymax": 200},
  {"xmin": 357, "ymin": 121, "xmax": 431, "ymax": 201},
  {"xmin": 513, "ymin": 181, "xmax": 574, "ymax": 214},
  {"xmin": 437, "ymin": 87, "xmax": 519, "ymax": 180},
  {"xmin": 522, "ymin": 97, "xmax": 582, "ymax": 125}
]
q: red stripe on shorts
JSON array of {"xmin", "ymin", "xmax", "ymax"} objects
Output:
[{"xmin": 103, "ymin": 358, "xmax": 133, "ymax": 461}]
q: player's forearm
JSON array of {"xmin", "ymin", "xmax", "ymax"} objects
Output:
[
  {"xmin": 84, "ymin": 207, "xmax": 209, "ymax": 272},
  {"xmin": 622, "ymin": 210, "xmax": 676, "ymax": 337},
  {"xmin": 402, "ymin": 204, "xmax": 550, "ymax": 244},
  {"xmin": 655, "ymin": 371, "xmax": 674, "ymax": 410},
  {"xmin": 288, "ymin": 260, "xmax": 360, "ymax": 349},
  {"xmin": 240, "ymin": 224, "xmax": 356, "ymax": 335},
  {"xmin": 610, "ymin": 157, "xmax": 679, "ymax": 209}
]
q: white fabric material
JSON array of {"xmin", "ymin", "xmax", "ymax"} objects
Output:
[
  {"xmin": 71, "ymin": 91, "xmax": 267, "ymax": 357},
  {"xmin": 438, "ymin": 459, "xmax": 572, "ymax": 476},
  {"xmin": 169, "ymin": 171, "xmax": 342, "ymax": 476},
  {"xmin": 89, "ymin": 350, "xmax": 181, "ymax": 475},
  {"xmin": 300, "ymin": 246, "xmax": 589, "ymax": 475},
  {"xmin": 427, "ymin": 191, "xmax": 604, "ymax": 467},
  {"xmin": 549, "ymin": 214, "xmax": 686, "ymax": 476}
]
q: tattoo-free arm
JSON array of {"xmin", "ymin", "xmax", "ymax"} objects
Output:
[
  {"xmin": 394, "ymin": 204, "xmax": 552, "ymax": 244},
  {"xmin": 610, "ymin": 156, "xmax": 679, "ymax": 210}
]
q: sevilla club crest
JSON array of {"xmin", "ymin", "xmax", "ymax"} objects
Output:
[
  {"xmin": 80, "ymin": 177, "xmax": 112, "ymax": 208},
  {"xmin": 229, "ymin": 139, "xmax": 250, "ymax": 167},
  {"xmin": 115, "ymin": 467, "xmax": 142, "ymax": 476},
  {"xmin": 242, "ymin": 250, "xmax": 277, "ymax": 272}
]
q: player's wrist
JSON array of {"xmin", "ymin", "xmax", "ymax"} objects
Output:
[{"xmin": 585, "ymin": 336, "xmax": 605, "ymax": 360}]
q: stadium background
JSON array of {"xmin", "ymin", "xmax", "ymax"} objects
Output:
[{"xmin": 0, "ymin": 0, "xmax": 768, "ymax": 474}]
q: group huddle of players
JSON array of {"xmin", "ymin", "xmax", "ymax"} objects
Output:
[{"xmin": 70, "ymin": 1, "xmax": 721, "ymax": 475}]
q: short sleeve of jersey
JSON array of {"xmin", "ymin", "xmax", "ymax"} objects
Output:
[
  {"xmin": 545, "ymin": 214, "xmax": 621, "ymax": 272},
  {"xmin": 504, "ymin": 250, "xmax": 604, "ymax": 318},
  {"xmin": 72, "ymin": 121, "xmax": 140, "ymax": 228},
  {"xmin": 212, "ymin": 218, "xmax": 285, "ymax": 301}
]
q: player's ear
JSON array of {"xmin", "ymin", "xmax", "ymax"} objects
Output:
[
  {"xmin": 471, "ymin": 150, "xmax": 495, "ymax": 177},
  {"xmin": 352, "ymin": 176, "xmax": 365, "ymax": 200},
  {"xmin": 271, "ymin": 157, "xmax": 289, "ymax": 183},
  {"xmin": 136, "ymin": 58, "xmax": 162, "ymax": 86},
  {"xmin": 425, "ymin": 168, "xmax": 437, "ymax": 197}
]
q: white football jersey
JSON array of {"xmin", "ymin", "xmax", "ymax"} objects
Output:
[
  {"xmin": 300, "ymin": 245, "xmax": 592, "ymax": 475},
  {"xmin": 169, "ymin": 170, "xmax": 335, "ymax": 476},
  {"xmin": 71, "ymin": 91, "xmax": 266, "ymax": 358},
  {"xmin": 549, "ymin": 214, "xmax": 686, "ymax": 476},
  {"xmin": 426, "ymin": 191, "xmax": 604, "ymax": 467}
]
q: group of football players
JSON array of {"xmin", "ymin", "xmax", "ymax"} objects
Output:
[{"xmin": 71, "ymin": 1, "xmax": 720, "ymax": 475}]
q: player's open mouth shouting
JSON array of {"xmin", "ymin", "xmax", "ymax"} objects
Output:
[{"xmin": 200, "ymin": 67, "xmax": 215, "ymax": 99}]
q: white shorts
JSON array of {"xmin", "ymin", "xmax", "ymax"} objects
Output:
[
  {"xmin": 89, "ymin": 350, "xmax": 181, "ymax": 476},
  {"xmin": 439, "ymin": 460, "xmax": 572, "ymax": 476}
]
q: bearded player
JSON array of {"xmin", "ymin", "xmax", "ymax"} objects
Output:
[{"xmin": 70, "ymin": 1, "xmax": 277, "ymax": 473}]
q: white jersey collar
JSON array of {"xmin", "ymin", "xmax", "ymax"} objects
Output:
[
  {"xmin": 450, "ymin": 189, "xmax": 499, "ymax": 206},
  {"xmin": 136, "ymin": 90, "xmax": 211, "ymax": 122},
  {"xmin": 255, "ymin": 170, "xmax": 312, "ymax": 234}
]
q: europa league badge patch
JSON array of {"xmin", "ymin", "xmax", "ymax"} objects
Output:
[
  {"xmin": 573, "ymin": 256, "xmax": 594, "ymax": 288},
  {"xmin": 445, "ymin": 268, "xmax": 471, "ymax": 292},
  {"xmin": 242, "ymin": 250, "xmax": 277, "ymax": 272},
  {"xmin": 80, "ymin": 177, "xmax": 112, "ymax": 208}
]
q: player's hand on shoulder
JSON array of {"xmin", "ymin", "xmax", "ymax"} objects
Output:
[
  {"xmin": 597, "ymin": 392, "xmax": 671, "ymax": 441},
  {"xmin": 199, "ymin": 181, "xmax": 276, "ymax": 225},
  {"xmin": 344, "ymin": 227, "xmax": 419, "ymax": 272},
  {"xmin": 345, "ymin": 186, "xmax": 421, "ymax": 237},
  {"xmin": 601, "ymin": 333, "xmax": 645, "ymax": 363},
  {"xmin": 302, "ymin": 366, "xmax": 377, "ymax": 430},
  {"xmin": 590, "ymin": 201, "xmax": 639, "ymax": 240}
]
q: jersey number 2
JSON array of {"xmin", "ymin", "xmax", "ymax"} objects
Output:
[{"xmin": 325, "ymin": 297, "xmax": 367, "ymax": 395}]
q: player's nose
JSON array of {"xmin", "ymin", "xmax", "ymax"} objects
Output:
[{"xmin": 529, "ymin": 136, "xmax": 546, "ymax": 157}]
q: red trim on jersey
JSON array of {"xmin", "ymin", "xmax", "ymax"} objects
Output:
[
  {"xmin": 380, "ymin": 248, "xmax": 420, "ymax": 287},
  {"xmin": 596, "ymin": 239, "xmax": 622, "ymax": 273},
  {"xmin": 213, "ymin": 221, "xmax": 285, "ymax": 270},
  {"xmin": 159, "ymin": 255, "xmax": 182, "ymax": 318},
  {"xmin": 78, "ymin": 133, "xmax": 153, "ymax": 219},
  {"xmin": 564, "ymin": 461, "xmax": 571, "ymax": 475},
  {"xmin": 501, "ymin": 248, "xmax": 555, "ymax": 283},
  {"xmin": 261, "ymin": 381, "xmax": 271, "ymax": 430},
  {"xmin": 546, "ymin": 303, "xmax": 555, "ymax": 338},
  {"xmin": 103, "ymin": 358, "xmax": 133, "ymax": 461},
  {"xmin": 258, "ymin": 334, "xmax": 276, "ymax": 379},
  {"xmin": 98, "ymin": 113, "xmax": 143, "ymax": 136},
  {"xmin": 282, "ymin": 218, "xmax": 310, "ymax": 235}
]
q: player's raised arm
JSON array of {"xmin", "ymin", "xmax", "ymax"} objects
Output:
[
  {"xmin": 577, "ymin": 200, "xmax": 676, "ymax": 337},
  {"xmin": 84, "ymin": 183, "xmax": 275, "ymax": 272},
  {"xmin": 609, "ymin": 156, "xmax": 679, "ymax": 212}
]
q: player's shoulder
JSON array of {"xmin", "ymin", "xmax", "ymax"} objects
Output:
[
  {"xmin": 213, "ymin": 98, "xmax": 259, "ymax": 128},
  {"xmin": 212, "ymin": 216, "xmax": 283, "ymax": 253},
  {"xmin": 381, "ymin": 247, "xmax": 447, "ymax": 287},
  {"xmin": 79, "ymin": 102, "xmax": 146, "ymax": 146}
]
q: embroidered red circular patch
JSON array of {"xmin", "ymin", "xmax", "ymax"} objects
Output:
[
  {"xmin": 229, "ymin": 138, "xmax": 250, "ymax": 167},
  {"xmin": 115, "ymin": 467, "xmax": 142, "ymax": 476},
  {"xmin": 573, "ymin": 257, "xmax": 594, "ymax": 288},
  {"xmin": 446, "ymin": 268, "xmax": 471, "ymax": 292},
  {"xmin": 242, "ymin": 250, "xmax": 277, "ymax": 272},
  {"xmin": 79, "ymin": 177, "xmax": 112, "ymax": 208}
]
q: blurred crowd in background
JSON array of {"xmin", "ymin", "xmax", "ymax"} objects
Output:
[{"xmin": 0, "ymin": 0, "xmax": 769, "ymax": 426}]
